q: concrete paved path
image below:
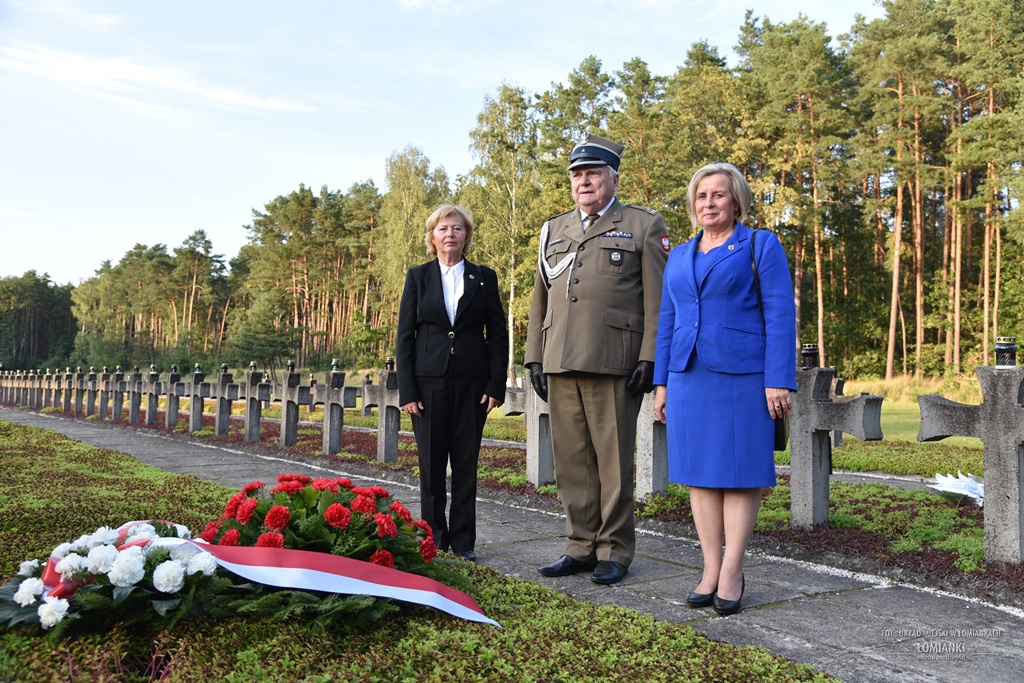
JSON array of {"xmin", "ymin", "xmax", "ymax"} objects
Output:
[{"xmin": 2, "ymin": 407, "xmax": 1022, "ymax": 683}]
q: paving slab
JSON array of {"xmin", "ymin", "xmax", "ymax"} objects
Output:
[{"xmin": 3, "ymin": 406, "xmax": 1023, "ymax": 683}]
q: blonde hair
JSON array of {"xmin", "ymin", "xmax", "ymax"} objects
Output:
[
  {"xmin": 424, "ymin": 204, "xmax": 474, "ymax": 256},
  {"xmin": 686, "ymin": 162, "xmax": 752, "ymax": 229}
]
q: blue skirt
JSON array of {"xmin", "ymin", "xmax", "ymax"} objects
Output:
[{"xmin": 665, "ymin": 359, "xmax": 777, "ymax": 488}]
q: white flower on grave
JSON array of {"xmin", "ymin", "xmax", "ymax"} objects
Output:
[
  {"xmin": 13, "ymin": 577, "xmax": 45, "ymax": 606},
  {"xmin": 173, "ymin": 524, "xmax": 192, "ymax": 539},
  {"xmin": 89, "ymin": 526, "xmax": 119, "ymax": 548},
  {"xmin": 123, "ymin": 523, "xmax": 157, "ymax": 544},
  {"xmin": 106, "ymin": 546, "xmax": 145, "ymax": 587},
  {"xmin": 928, "ymin": 471, "xmax": 985, "ymax": 508},
  {"xmin": 51, "ymin": 542, "xmax": 73, "ymax": 559},
  {"xmin": 152, "ymin": 560, "xmax": 186, "ymax": 594},
  {"xmin": 170, "ymin": 543, "xmax": 199, "ymax": 563},
  {"xmin": 86, "ymin": 544, "xmax": 120, "ymax": 574},
  {"xmin": 37, "ymin": 595, "xmax": 70, "ymax": 629},
  {"xmin": 71, "ymin": 534, "xmax": 92, "ymax": 552},
  {"xmin": 186, "ymin": 551, "xmax": 217, "ymax": 577},
  {"xmin": 17, "ymin": 559, "xmax": 39, "ymax": 577},
  {"xmin": 55, "ymin": 553, "xmax": 86, "ymax": 579}
]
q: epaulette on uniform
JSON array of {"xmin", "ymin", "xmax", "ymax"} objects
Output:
[
  {"xmin": 547, "ymin": 208, "xmax": 575, "ymax": 222},
  {"xmin": 624, "ymin": 204, "xmax": 659, "ymax": 216}
]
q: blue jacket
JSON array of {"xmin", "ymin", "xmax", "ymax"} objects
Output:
[{"xmin": 653, "ymin": 223, "xmax": 796, "ymax": 390}]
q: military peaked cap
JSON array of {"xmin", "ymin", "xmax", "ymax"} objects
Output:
[{"xmin": 568, "ymin": 132, "xmax": 625, "ymax": 171}]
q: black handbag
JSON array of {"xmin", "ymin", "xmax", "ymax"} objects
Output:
[{"xmin": 751, "ymin": 230, "xmax": 790, "ymax": 451}]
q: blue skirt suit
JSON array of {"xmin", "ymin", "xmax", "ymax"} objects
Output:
[{"xmin": 653, "ymin": 224, "xmax": 796, "ymax": 488}]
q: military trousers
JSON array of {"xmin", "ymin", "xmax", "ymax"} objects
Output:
[{"xmin": 547, "ymin": 372, "xmax": 641, "ymax": 566}]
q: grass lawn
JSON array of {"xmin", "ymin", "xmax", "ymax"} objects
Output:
[{"xmin": 0, "ymin": 419, "xmax": 836, "ymax": 682}]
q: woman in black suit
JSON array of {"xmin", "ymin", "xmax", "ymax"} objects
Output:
[{"xmin": 396, "ymin": 204, "xmax": 508, "ymax": 561}]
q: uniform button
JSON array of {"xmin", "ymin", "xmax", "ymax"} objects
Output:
[
  {"xmin": 571, "ymin": 296, "xmax": 578, "ymax": 303},
  {"xmin": 579, "ymin": 245, "xmax": 585, "ymax": 251},
  {"xmin": 448, "ymin": 331, "xmax": 455, "ymax": 338},
  {"xmin": 577, "ymin": 262, "xmax": 583, "ymax": 267},
  {"xmin": 573, "ymin": 278, "xmax": 580, "ymax": 284},
  {"xmin": 625, "ymin": 322, "xmax": 631, "ymax": 328}
]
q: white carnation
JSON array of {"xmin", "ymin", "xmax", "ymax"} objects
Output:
[
  {"xmin": 18, "ymin": 559, "xmax": 39, "ymax": 577},
  {"xmin": 51, "ymin": 542, "xmax": 73, "ymax": 559},
  {"xmin": 152, "ymin": 560, "xmax": 186, "ymax": 593},
  {"xmin": 13, "ymin": 577, "xmax": 45, "ymax": 606},
  {"xmin": 86, "ymin": 545, "xmax": 120, "ymax": 574},
  {"xmin": 106, "ymin": 546, "xmax": 145, "ymax": 587},
  {"xmin": 124, "ymin": 523, "xmax": 157, "ymax": 543},
  {"xmin": 89, "ymin": 526, "xmax": 119, "ymax": 547},
  {"xmin": 170, "ymin": 543, "xmax": 199, "ymax": 563},
  {"xmin": 186, "ymin": 551, "xmax": 217, "ymax": 576},
  {"xmin": 173, "ymin": 524, "xmax": 192, "ymax": 539},
  {"xmin": 55, "ymin": 553, "xmax": 86, "ymax": 579},
  {"xmin": 71, "ymin": 534, "xmax": 92, "ymax": 552},
  {"xmin": 37, "ymin": 595, "xmax": 69, "ymax": 629}
]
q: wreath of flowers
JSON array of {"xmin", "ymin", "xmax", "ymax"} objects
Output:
[{"xmin": 0, "ymin": 474, "xmax": 477, "ymax": 640}]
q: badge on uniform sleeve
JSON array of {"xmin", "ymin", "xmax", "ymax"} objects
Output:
[
  {"xmin": 609, "ymin": 249, "xmax": 623, "ymax": 266},
  {"xmin": 660, "ymin": 235, "xmax": 671, "ymax": 251}
]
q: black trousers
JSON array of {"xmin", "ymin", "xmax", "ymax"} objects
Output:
[{"xmin": 410, "ymin": 368, "xmax": 488, "ymax": 553}]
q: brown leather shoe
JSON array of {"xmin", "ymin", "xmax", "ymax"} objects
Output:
[{"xmin": 538, "ymin": 555, "xmax": 595, "ymax": 577}]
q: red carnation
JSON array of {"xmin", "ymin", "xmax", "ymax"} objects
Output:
[
  {"xmin": 222, "ymin": 492, "xmax": 245, "ymax": 519},
  {"xmin": 331, "ymin": 478, "xmax": 353, "ymax": 489},
  {"xmin": 370, "ymin": 549, "xmax": 394, "ymax": 568},
  {"xmin": 271, "ymin": 480, "xmax": 306, "ymax": 496},
  {"xmin": 352, "ymin": 485, "xmax": 390, "ymax": 500},
  {"xmin": 414, "ymin": 519, "xmax": 434, "ymax": 539},
  {"xmin": 236, "ymin": 498, "xmax": 259, "ymax": 525},
  {"xmin": 350, "ymin": 495, "xmax": 377, "ymax": 515},
  {"xmin": 419, "ymin": 537, "xmax": 437, "ymax": 563},
  {"xmin": 199, "ymin": 521, "xmax": 220, "ymax": 543},
  {"xmin": 324, "ymin": 503, "xmax": 352, "ymax": 530},
  {"xmin": 389, "ymin": 500, "xmax": 413, "ymax": 524},
  {"xmin": 264, "ymin": 504, "xmax": 291, "ymax": 531},
  {"xmin": 374, "ymin": 513, "xmax": 398, "ymax": 538},
  {"xmin": 240, "ymin": 480, "xmax": 264, "ymax": 496},
  {"xmin": 255, "ymin": 532, "xmax": 285, "ymax": 548},
  {"xmin": 277, "ymin": 473, "xmax": 312, "ymax": 485},
  {"xmin": 312, "ymin": 478, "xmax": 338, "ymax": 493},
  {"xmin": 219, "ymin": 529, "xmax": 241, "ymax": 546}
]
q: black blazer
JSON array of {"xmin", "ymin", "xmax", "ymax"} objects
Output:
[{"xmin": 396, "ymin": 258, "xmax": 509, "ymax": 405}]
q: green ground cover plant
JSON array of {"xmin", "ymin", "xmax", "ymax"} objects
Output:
[{"xmin": 0, "ymin": 420, "xmax": 834, "ymax": 682}]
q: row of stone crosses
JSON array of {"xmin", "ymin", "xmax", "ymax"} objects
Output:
[{"xmin": 1, "ymin": 349, "xmax": 1022, "ymax": 565}]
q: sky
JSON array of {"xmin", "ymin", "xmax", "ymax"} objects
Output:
[{"xmin": 0, "ymin": 0, "xmax": 885, "ymax": 285}]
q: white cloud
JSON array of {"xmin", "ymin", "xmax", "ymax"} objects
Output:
[{"xmin": 0, "ymin": 44, "xmax": 314, "ymax": 115}]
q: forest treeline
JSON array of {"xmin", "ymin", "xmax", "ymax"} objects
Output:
[{"xmin": 2, "ymin": 0, "xmax": 1023, "ymax": 381}]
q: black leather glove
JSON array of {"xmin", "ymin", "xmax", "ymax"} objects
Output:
[
  {"xmin": 526, "ymin": 363, "xmax": 548, "ymax": 402},
  {"xmin": 625, "ymin": 360, "xmax": 655, "ymax": 397}
]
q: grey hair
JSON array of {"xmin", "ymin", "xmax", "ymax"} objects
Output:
[{"xmin": 686, "ymin": 162, "xmax": 752, "ymax": 229}]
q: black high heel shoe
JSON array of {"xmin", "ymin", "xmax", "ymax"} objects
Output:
[
  {"xmin": 712, "ymin": 574, "xmax": 744, "ymax": 616},
  {"xmin": 686, "ymin": 589, "xmax": 716, "ymax": 608}
]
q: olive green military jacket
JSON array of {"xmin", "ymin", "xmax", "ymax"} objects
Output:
[{"xmin": 525, "ymin": 198, "xmax": 669, "ymax": 375}]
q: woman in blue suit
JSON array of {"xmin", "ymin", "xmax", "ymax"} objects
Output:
[
  {"xmin": 653, "ymin": 163, "xmax": 795, "ymax": 615},
  {"xmin": 396, "ymin": 204, "xmax": 509, "ymax": 562}
]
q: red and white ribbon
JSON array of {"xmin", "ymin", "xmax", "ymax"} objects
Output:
[{"xmin": 44, "ymin": 521, "xmax": 498, "ymax": 627}]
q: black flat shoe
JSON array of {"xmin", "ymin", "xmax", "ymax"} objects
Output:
[
  {"xmin": 538, "ymin": 555, "xmax": 595, "ymax": 577},
  {"xmin": 686, "ymin": 589, "xmax": 716, "ymax": 608},
  {"xmin": 453, "ymin": 549, "xmax": 476, "ymax": 562},
  {"xmin": 712, "ymin": 575, "xmax": 745, "ymax": 616}
]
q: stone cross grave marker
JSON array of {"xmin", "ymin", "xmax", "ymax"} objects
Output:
[{"xmin": 919, "ymin": 366, "xmax": 1024, "ymax": 563}]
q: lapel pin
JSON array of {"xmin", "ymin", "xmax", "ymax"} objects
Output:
[
  {"xmin": 728, "ymin": 244, "xmax": 735, "ymax": 250},
  {"xmin": 469, "ymin": 274, "xmax": 475, "ymax": 279}
]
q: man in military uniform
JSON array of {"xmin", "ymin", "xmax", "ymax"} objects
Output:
[{"xmin": 525, "ymin": 133, "xmax": 669, "ymax": 584}]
